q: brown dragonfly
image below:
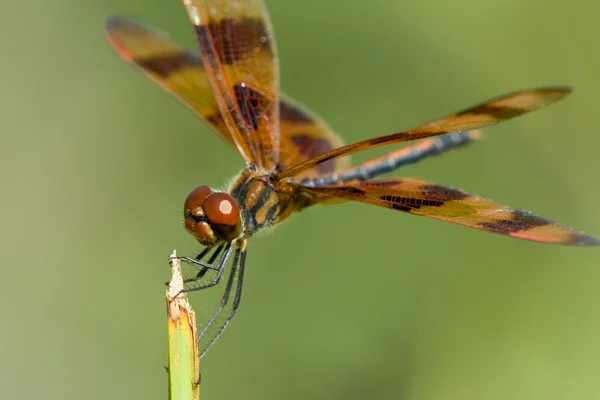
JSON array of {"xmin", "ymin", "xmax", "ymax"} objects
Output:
[{"xmin": 105, "ymin": 0, "xmax": 598, "ymax": 357}]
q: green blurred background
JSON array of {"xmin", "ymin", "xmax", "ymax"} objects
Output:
[{"xmin": 2, "ymin": 0, "xmax": 600, "ymax": 399}]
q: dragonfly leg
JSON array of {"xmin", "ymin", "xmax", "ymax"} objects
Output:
[
  {"xmin": 199, "ymin": 242, "xmax": 247, "ymax": 358},
  {"xmin": 175, "ymin": 247, "xmax": 222, "ymax": 271},
  {"xmin": 178, "ymin": 244, "xmax": 234, "ymax": 294},
  {"xmin": 182, "ymin": 245, "xmax": 224, "ymax": 284},
  {"xmin": 166, "ymin": 245, "xmax": 220, "ymax": 286}
]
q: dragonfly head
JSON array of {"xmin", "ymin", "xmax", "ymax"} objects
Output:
[{"xmin": 184, "ymin": 186, "xmax": 242, "ymax": 246}]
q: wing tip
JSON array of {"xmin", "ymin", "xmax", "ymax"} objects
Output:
[
  {"xmin": 104, "ymin": 15, "xmax": 135, "ymax": 32},
  {"xmin": 537, "ymin": 85, "xmax": 573, "ymax": 103},
  {"xmin": 104, "ymin": 15, "xmax": 155, "ymax": 36},
  {"xmin": 509, "ymin": 225, "xmax": 600, "ymax": 247},
  {"xmin": 570, "ymin": 233, "xmax": 600, "ymax": 247},
  {"xmin": 541, "ymin": 85, "xmax": 572, "ymax": 92},
  {"xmin": 104, "ymin": 16, "xmax": 156, "ymax": 62},
  {"xmin": 104, "ymin": 17, "xmax": 135, "ymax": 61}
]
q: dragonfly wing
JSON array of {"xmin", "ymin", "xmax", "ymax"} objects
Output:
[
  {"xmin": 183, "ymin": 0, "xmax": 280, "ymax": 171},
  {"xmin": 277, "ymin": 87, "xmax": 570, "ymax": 179},
  {"xmin": 298, "ymin": 177, "xmax": 599, "ymax": 246}
]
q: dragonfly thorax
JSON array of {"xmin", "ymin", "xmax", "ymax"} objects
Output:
[{"xmin": 184, "ymin": 185, "xmax": 242, "ymax": 246}]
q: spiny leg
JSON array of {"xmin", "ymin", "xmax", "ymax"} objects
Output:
[
  {"xmin": 302, "ymin": 130, "xmax": 481, "ymax": 187},
  {"xmin": 199, "ymin": 242, "xmax": 247, "ymax": 358},
  {"xmin": 181, "ymin": 244, "xmax": 234, "ymax": 293},
  {"xmin": 167, "ymin": 246, "xmax": 213, "ymax": 286},
  {"xmin": 207, "ymin": 246, "xmax": 246, "ymax": 350},
  {"xmin": 182, "ymin": 245, "xmax": 224, "ymax": 284},
  {"xmin": 198, "ymin": 246, "xmax": 240, "ymax": 356},
  {"xmin": 195, "ymin": 246, "xmax": 213, "ymax": 261},
  {"xmin": 176, "ymin": 248, "xmax": 222, "ymax": 271}
]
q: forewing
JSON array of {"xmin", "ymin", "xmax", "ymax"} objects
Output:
[
  {"xmin": 105, "ymin": 17, "xmax": 346, "ymax": 174},
  {"xmin": 277, "ymin": 87, "xmax": 571, "ymax": 179},
  {"xmin": 183, "ymin": 0, "xmax": 280, "ymax": 171},
  {"xmin": 299, "ymin": 177, "xmax": 599, "ymax": 246},
  {"xmin": 105, "ymin": 17, "xmax": 239, "ymax": 151}
]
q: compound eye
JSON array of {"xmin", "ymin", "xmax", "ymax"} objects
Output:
[
  {"xmin": 203, "ymin": 193, "xmax": 242, "ymax": 241},
  {"xmin": 184, "ymin": 186, "xmax": 212, "ymax": 218}
]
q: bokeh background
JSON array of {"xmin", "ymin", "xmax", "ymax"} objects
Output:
[{"xmin": 2, "ymin": 0, "xmax": 600, "ymax": 399}]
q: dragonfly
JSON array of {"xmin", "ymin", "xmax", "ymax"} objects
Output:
[{"xmin": 106, "ymin": 0, "xmax": 599, "ymax": 357}]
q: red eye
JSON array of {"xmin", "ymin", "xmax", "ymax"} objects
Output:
[
  {"xmin": 184, "ymin": 186, "xmax": 212, "ymax": 217},
  {"xmin": 203, "ymin": 193, "xmax": 242, "ymax": 241},
  {"xmin": 204, "ymin": 193, "xmax": 240, "ymax": 226}
]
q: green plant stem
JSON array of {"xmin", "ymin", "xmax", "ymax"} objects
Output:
[{"xmin": 167, "ymin": 251, "xmax": 200, "ymax": 400}]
